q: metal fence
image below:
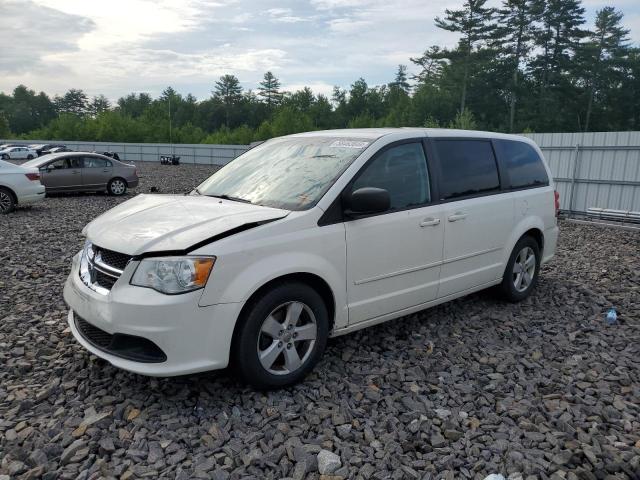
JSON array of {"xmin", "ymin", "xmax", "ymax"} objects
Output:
[
  {"xmin": 0, "ymin": 139, "xmax": 249, "ymax": 166},
  {"xmin": 524, "ymin": 131, "xmax": 640, "ymax": 214},
  {"xmin": 3, "ymin": 132, "xmax": 640, "ymax": 214}
]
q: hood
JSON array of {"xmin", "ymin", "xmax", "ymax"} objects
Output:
[{"xmin": 84, "ymin": 194, "xmax": 289, "ymax": 255}]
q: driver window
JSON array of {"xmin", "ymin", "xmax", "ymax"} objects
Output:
[
  {"xmin": 351, "ymin": 142, "xmax": 431, "ymax": 210},
  {"xmin": 48, "ymin": 158, "xmax": 69, "ymax": 169}
]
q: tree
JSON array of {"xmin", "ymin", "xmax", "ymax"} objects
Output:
[
  {"xmin": 0, "ymin": 112, "xmax": 11, "ymax": 138},
  {"xmin": 529, "ymin": 0, "xmax": 586, "ymax": 129},
  {"xmin": 117, "ymin": 93, "xmax": 152, "ymax": 118},
  {"xmin": 258, "ymin": 71, "xmax": 283, "ymax": 108},
  {"xmin": 55, "ymin": 89, "xmax": 89, "ymax": 116},
  {"xmin": 435, "ymin": 0, "xmax": 496, "ymax": 112},
  {"xmin": 410, "ymin": 46, "xmax": 446, "ymax": 87},
  {"xmin": 580, "ymin": 7, "xmax": 629, "ymax": 131},
  {"xmin": 213, "ymin": 75, "xmax": 243, "ymax": 126},
  {"xmin": 493, "ymin": 0, "xmax": 539, "ymax": 131},
  {"xmin": 89, "ymin": 95, "xmax": 111, "ymax": 117},
  {"xmin": 389, "ymin": 65, "xmax": 411, "ymax": 93}
]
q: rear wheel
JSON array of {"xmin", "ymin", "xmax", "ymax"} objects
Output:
[
  {"xmin": 0, "ymin": 188, "xmax": 16, "ymax": 214},
  {"xmin": 498, "ymin": 236, "xmax": 541, "ymax": 302},
  {"xmin": 108, "ymin": 178, "xmax": 127, "ymax": 196},
  {"xmin": 27, "ymin": 154, "xmax": 34, "ymax": 160},
  {"xmin": 232, "ymin": 282, "xmax": 329, "ymax": 389}
]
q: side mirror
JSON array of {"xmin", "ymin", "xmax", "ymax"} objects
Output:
[{"xmin": 344, "ymin": 187, "xmax": 390, "ymax": 217}]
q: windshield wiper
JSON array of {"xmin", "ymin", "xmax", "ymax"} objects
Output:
[{"xmin": 206, "ymin": 193, "xmax": 253, "ymax": 204}]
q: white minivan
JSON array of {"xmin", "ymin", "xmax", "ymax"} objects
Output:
[{"xmin": 64, "ymin": 128, "xmax": 559, "ymax": 388}]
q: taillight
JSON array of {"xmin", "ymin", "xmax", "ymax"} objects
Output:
[
  {"xmin": 25, "ymin": 173, "xmax": 40, "ymax": 181},
  {"xmin": 554, "ymin": 190, "xmax": 560, "ymax": 216}
]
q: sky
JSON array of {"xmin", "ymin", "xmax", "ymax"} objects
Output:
[{"xmin": 1, "ymin": 0, "xmax": 639, "ymax": 102}]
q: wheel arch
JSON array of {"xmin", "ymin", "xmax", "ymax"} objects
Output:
[
  {"xmin": 0, "ymin": 184, "xmax": 18, "ymax": 204},
  {"xmin": 501, "ymin": 217, "xmax": 546, "ymax": 272},
  {"xmin": 230, "ymin": 272, "xmax": 336, "ymax": 350}
]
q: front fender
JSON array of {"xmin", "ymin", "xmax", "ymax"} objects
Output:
[{"xmin": 197, "ymin": 223, "xmax": 348, "ymax": 329}]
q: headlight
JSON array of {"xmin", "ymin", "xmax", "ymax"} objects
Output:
[
  {"xmin": 79, "ymin": 239, "xmax": 93, "ymax": 284},
  {"xmin": 131, "ymin": 256, "xmax": 215, "ymax": 294}
]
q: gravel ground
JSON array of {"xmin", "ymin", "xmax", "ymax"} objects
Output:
[{"xmin": 1, "ymin": 162, "xmax": 639, "ymax": 480}]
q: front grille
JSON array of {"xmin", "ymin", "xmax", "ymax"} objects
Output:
[
  {"xmin": 96, "ymin": 247, "xmax": 132, "ymax": 271},
  {"xmin": 95, "ymin": 270, "xmax": 117, "ymax": 290},
  {"xmin": 81, "ymin": 245, "xmax": 132, "ymax": 293},
  {"xmin": 74, "ymin": 313, "xmax": 167, "ymax": 363}
]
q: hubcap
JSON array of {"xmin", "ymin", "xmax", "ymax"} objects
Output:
[
  {"xmin": 513, "ymin": 246, "xmax": 536, "ymax": 292},
  {"xmin": 257, "ymin": 301, "xmax": 317, "ymax": 375},
  {"xmin": 0, "ymin": 192, "xmax": 11, "ymax": 212},
  {"xmin": 111, "ymin": 180, "xmax": 125, "ymax": 195}
]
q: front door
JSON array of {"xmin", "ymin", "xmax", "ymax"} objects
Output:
[
  {"xmin": 345, "ymin": 141, "xmax": 445, "ymax": 325},
  {"xmin": 41, "ymin": 157, "xmax": 84, "ymax": 190},
  {"xmin": 82, "ymin": 156, "xmax": 113, "ymax": 189}
]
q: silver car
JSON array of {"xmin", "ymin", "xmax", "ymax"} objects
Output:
[{"xmin": 23, "ymin": 152, "xmax": 139, "ymax": 196}]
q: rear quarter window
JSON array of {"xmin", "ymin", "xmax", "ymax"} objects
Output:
[{"xmin": 495, "ymin": 140, "xmax": 549, "ymax": 189}]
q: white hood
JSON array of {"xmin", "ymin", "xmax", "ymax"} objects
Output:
[{"xmin": 84, "ymin": 194, "xmax": 289, "ymax": 255}]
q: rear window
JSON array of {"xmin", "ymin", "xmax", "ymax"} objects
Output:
[
  {"xmin": 495, "ymin": 140, "xmax": 549, "ymax": 189},
  {"xmin": 434, "ymin": 140, "xmax": 500, "ymax": 200}
]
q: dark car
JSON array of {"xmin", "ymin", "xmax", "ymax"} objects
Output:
[
  {"xmin": 22, "ymin": 152, "xmax": 139, "ymax": 196},
  {"xmin": 30, "ymin": 144, "xmax": 66, "ymax": 156}
]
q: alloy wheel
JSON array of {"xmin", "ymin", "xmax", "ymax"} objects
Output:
[
  {"xmin": 257, "ymin": 301, "xmax": 317, "ymax": 375},
  {"xmin": 513, "ymin": 246, "xmax": 536, "ymax": 292},
  {"xmin": 0, "ymin": 191, "xmax": 13, "ymax": 213},
  {"xmin": 110, "ymin": 180, "xmax": 125, "ymax": 195}
]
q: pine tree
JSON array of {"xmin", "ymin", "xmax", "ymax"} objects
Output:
[
  {"xmin": 258, "ymin": 71, "xmax": 283, "ymax": 108},
  {"xmin": 89, "ymin": 95, "xmax": 111, "ymax": 117},
  {"xmin": 213, "ymin": 75, "xmax": 243, "ymax": 126},
  {"xmin": 55, "ymin": 89, "xmax": 89, "ymax": 116},
  {"xmin": 410, "ymin": 46, "xmax": 445, "ymax": 87},
  {"xmin": 530, "ymin": 0, "xmax": 586, "ymax": 128},
  {"xmin": 435, "ymin": 0, "xmax": 496, "ymax": 112},
  {"xmin": 493, "ymin": 0, "xmax": 540, "ymax": 131},
  {"xmin": 581, "ymin": 7, "xmax": 629, "ymax": 131},
  {"xmin": 389, "ymin": 65, "xmax": 411, "ymax": 93}
]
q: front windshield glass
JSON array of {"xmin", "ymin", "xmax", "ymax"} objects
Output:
[{"xmin": 196, "ymin": 136, "xmax": 372, "ymax": 210}]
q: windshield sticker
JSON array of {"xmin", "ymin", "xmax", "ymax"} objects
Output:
[{"xmin": 329, "ymin": 140, "xmax": 369, "ymax": 149}]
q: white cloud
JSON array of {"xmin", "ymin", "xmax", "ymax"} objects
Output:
[{"xmin": 1, "ymin": 0, "xmax": 637, "ymax": 100}]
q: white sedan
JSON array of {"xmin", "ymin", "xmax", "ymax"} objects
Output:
[
  {"xmin": 0, "ymin": 146, "xmax": 38, "ymax": 160},
  {"xmin": 0, "ymin": 160, "xmax": 46, "ymax": 213}
]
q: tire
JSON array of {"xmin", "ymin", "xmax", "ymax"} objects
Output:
[
  {"xmin": 108, "ymin": 178, "xmax": 127, "ymax": 196},
  {"xmin": 1, "ymin": 154, "xmax": 9, "ymax": 160},
  {"xmin": 232, "ymin": 282, "xmax": 329, "ymax": 389},
  {"xmin": 0, "ymin": 188, "xmax": 16, "ymax": 214},
  {"xmin": 498, "ymin": 235, "xmax": 541, "ymax": 302},
  {"xmin": 27, "ymin": 154, "xmax": 34, "ymax": 160}
]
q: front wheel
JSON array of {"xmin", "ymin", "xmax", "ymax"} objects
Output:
[
  {"xmin": 498, "ymin": 236, "xmax": 541, "ymax": 302},
  {"xmin": 1, "ymin": 154, "xmax": 9, "ymax": 160},
  {"xmin": 232, "ymin": 282, "xmax": 329, "ymax": 389},
  {"xmin": 108, "ymin": 178, "xmax": 127, "ymax": 196},
  {"xmin": 0, "ymin": 188, "xmax": 16, "ymax": 214}
]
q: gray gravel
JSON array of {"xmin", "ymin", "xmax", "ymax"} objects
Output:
[{"xmin": 1, "ymin": 162, "xmax": 639, "ymax": 480}]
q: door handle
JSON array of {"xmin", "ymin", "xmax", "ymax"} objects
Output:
[
  {"xmin": 103, "ymin": 169, "xmax": 110, "ymax": 172},
  {"xmin": 71, "ymin": 170, "xmax": 80, "ymax": 175},
  {"xmin": 420, "ymin": 217, "xmax": 441, "ymax": 227},
  {"xmin": 448, "ymin": 212, "xmax": 468, "ymax": 222}
]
